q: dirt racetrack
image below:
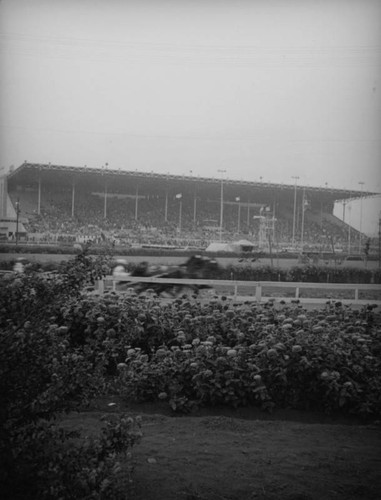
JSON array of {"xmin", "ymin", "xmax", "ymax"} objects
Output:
[
  {"xmin": 63, "ymin": 398, "xmax": 381, "ymax": 500},
  {"xmin": 0, "ymin": 252, "xmax": 379, "ymax": 271}
]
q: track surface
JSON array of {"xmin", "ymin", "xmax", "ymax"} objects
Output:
[{"xmin": 0, "ymin": 253, "xmax": 379, "ymax": 270}]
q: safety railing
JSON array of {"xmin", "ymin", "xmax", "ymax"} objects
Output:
[{"xmin": 97, "ymin": 276, "xmax": 381, "ymax": 305}]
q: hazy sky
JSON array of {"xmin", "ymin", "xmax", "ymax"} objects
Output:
[{"xmin": 1, "ymin": 0, "xmax": 380, "ymax": 234}]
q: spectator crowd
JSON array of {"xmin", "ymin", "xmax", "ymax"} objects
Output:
[{"xmin": 8, "ymin": 187, "xmax": 364, "ymax": 252}]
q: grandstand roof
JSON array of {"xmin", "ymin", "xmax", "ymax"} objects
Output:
[{"xmin": 6, "ymin": 162, "xmax": 378, "ymax": 207}]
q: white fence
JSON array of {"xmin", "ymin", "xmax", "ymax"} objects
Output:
[{"xmin": 97, "ymin": 276, "xmax": 381, "ymax": 305}]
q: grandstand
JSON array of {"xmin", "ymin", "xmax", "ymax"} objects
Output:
[{"xmin": 0, "ymin": 162, "xmax": 378, "ymax": 253}]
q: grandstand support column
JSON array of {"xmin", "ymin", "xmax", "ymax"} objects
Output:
[
  {"xmin": 247, "ymin": 199, "xmax": 250, "ymax": 228},
  {"xmin": 37, "ymin": 174, "xmax": 41, "ymax": 215},
  {"xmin": 104, "ymin": 182, "xmax": 108, "ymax": 219},
  {"xmin": 135, "ymin": 185, "xmax": 139, "ymax": 220},
  {"xmin": 358, "ymin": 181, "xmax": 364, "ymax": 253},
  {"xmin": 218, "ymin": 169, "xmax": 226, "ymax": 242},
  {"xmin": 71, "ymin": 180, "xmax": 75, "ymax": 217},
  {"xmin": 193, "ymin": 191, "xmax": 197, "ymax": 227},
  {"xmin": 292, "ymin": 176, "xmax": 299, "ymax": 248},
  {"xmin": 378, "ymin": 212, "xmax": 381, "ymax": 271},
  {"xmin": 15, "ymin": 198, "xmax": 20, "ymax": 245},
  {"xmin": 236, "ymin": 197, "xmax": 241, "ymax": 233},
  {"xmin": 164, "ymin": 189, "xmax": 168, "ymax": 222},
  {"xmin": 300, "ymin": 187, "xmax": 306, "ymax": 249},
  {"xmin": 178, "ymin": 195, "xmax": 182, "ymax": 234},
  {"xmin": 0, "ymin": 173, "xmax": 7, "ymax": 218},
  {"xmin": 348, "ymin": 205, "xmax": 352, "ymax": 254}
]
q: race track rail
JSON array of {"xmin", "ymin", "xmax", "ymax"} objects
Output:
[{"xmin": 98, "ymin": 276, "xmax": 381, "ymax": 306}]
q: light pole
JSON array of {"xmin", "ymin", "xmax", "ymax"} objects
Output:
[
  {"xmin": 236, "ymin": 197, "xmax": 241, "ymax": 234},
  {"xmin": 218, "ymin": 169, "xmax": 226, "ymax": 242},
  {"xmin": 358, "ymin": 181, "xmax": 364, "ymax": 253},
  {"xmin": 291, "ymin": 176, "xmax": 299, "ymax": 248}
]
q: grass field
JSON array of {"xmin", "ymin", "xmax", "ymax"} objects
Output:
[{"xmin": 61, "ymin": 397, "xmax": 381, "ymax": 500}]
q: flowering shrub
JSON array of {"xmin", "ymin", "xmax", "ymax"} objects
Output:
[
  {"xmin": 47, "ymin": 281, "xmax": 381, "ymax": 418},
  {"xmin": 3, "ymin": 414, "xmax": 142, "ymax": 500},
  {"xmin": 0, "ymin": 251, "xmax": 141, "ymax": 500},
  {"xmin": 229, "ymin": 264, "xmax": 379, "ymax": 284},
  {"xmin": 101, "ymin": 295, "xmax": 380, "ymax": 417}
]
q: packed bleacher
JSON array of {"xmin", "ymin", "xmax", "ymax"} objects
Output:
[{"xmin": 8, "ymin": 187, "xmax": 364, "ymax": 251}]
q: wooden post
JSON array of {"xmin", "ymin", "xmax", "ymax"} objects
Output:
[{"xmin": 255, "ymin": 284, "xmax": 262, "ymax": 302}]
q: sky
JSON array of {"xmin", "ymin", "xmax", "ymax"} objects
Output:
[{"xmin": 0, "ymin": 0, "xmax": 380, "ymax": 235}]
